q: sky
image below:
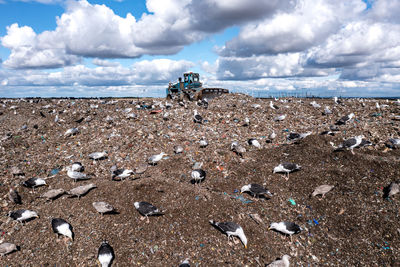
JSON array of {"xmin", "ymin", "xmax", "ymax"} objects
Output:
[{"xmin": 0, "ymin": 0, "xmax": 399, "ymax": 98}]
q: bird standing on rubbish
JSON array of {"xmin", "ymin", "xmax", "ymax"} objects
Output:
[
  {"xmin": 269, "ymin": 221, "xmax": 301, "ymax": 242},
  {"xmin": 248, "ymin": 138, "xmax": 261, "ymax": 148},
  {"xmin": 52, "ymin": 218, "xmax": 74, "ymax": 241},
  {"xmin": 98, "ymin": 240, "xmax": 115, "ymax": 267},
  {"xmin": 209, "ymin": 220, "xmax": 247, "ymax": 248},
  {"xmin": 134, "ymin": 201, "xmax": 164, "ymax": 223},
  {"xmin": 8, "ymin": 209, "xmax": 39, "ymax": 225},
  {"xmin": 0, "ymin": 243, "xmax": 18, "ymax": 256},
  {"xmin": 273, "ymin": 163, "xmax": 301, "ymax": 180},
  {"xmin": 193, "ymin": 110, "xmax": 203, "ymax": 124},
  {"xmin": 8, "ymin": 188, "xmax": 22, "ymax": 204},
  {"xmin": 191, "ymin": 169, "xmax": 206, "ymax": 184},
  {"xmin": 266, "ymin": 255, "xmax": 291, "ymax": 267},
  {"xmin": 241, "ymin": 184, "xmax": 273, "ymax": 198},
  {"xmin": 148, "ymin": 152, "xmax": 168, "ymax": 165},
  {"xmin": 335, "ymin": 113, "xmax": 354, "ymax": 125},
  {"xmin": 22, "ymin": 177, "xmax": 46, "ymax": 190}
]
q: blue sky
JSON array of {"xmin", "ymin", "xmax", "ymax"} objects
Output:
[{"xmin": 0, "ymin": 0, "xmax": 399, "ymax": 97}]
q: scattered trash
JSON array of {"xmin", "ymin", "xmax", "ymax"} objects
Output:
[{"xmin": 288, "ymin": 198, "xmax": 296, "ymax": 205}]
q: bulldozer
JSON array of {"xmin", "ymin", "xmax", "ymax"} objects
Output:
[{"xmin": 166, "ymin": 72, "xmax": 229, "ymax": 101}]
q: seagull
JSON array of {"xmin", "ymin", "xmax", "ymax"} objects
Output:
[
  {"xmin": 0, "ymin": 243, "xmax": 18, "ymax": 256},
  {"xmin": 266, "ymin": 131, "xmax": 276, "ymax": 143},
  {"xmin": 179, "ymin": 258, "xmax": 191, "ymax": 267},
  {"xmin": 209, "ymin": 220, "xmax": 247, "ymax": 248},
  {"xmin": 41, "ymin": 189, "xmax": 65, "ymax": 201},
  {"xmin": 66, "ymin": 167, "xmax": 88, "ymax": 183},
  {"xmin": 230, "ymin": 141, "xmax": 246, "ymax": 157},
  {"xmin": 286, "ymin": 132, "xmax": 311, "ymax": 142},
  {"xmin": 242, "ymin": 117, "xmax": 250, "ymax": 127},
  {"xmin": 64, "ymin": 128, "xmax": 79, "ymax": 137},
  {"xmin": 22, "ymin": 178, "xmax": 46, "ymax": 190},
  {"xmin": 266, "ymin": 255, "xmax": 291, "ymax": 267},
  {"xmin": 323, "ymin": 106, "xmax": 332, "ymax": 115},
  {"xmin": 330, "ymin": 135, "xmax": 363, "ymax": 154},
  {"xmin": 269, "ymin": 101, "xmax": 279, "ymax": 110},
  {"xmin": 193, "ymin": 110, "xmax": 203, "ymax": 124},
  {"xmin": 385, "ymin": 138, "xmax": 400, "ymax": 150},
  {"xmin": 248, "ymin": 138, "xmax": 261, "ymax": 148},
  {"xmin": 134, "ymin": 201, "xmax": 164, "ymax": 223},
  {"xmin": 52, "ymin": 218, "xmax": 74, "ymax": 241},
  {"xmin": 70, "ymin": 162, "xmax": 84, "ymax": 172},
  {"xmin": 269, "ymin": 222, "xmax": 302, "ymax": 241},
  {"xmin": 93, "ymin": 202, "xmax": 115, "ymax": 215},
  {"xmin": 89, "ymin": 151, "xmax": 108, "ymax": 160},
  {"xmin": 8, "ymin": 209, "xmax": 39, "ymax": 225},
  {"xmin": 191, "ymin": 169, "xmax": 206, "ymax": 184},
  {"xmin": 174, "ymin": 145, "xmax": 184, "ymax": 154},
  {"xmin": 148, "ymin": 152, "xmax": 168, "ymax": 165},
  {"xmin": 68, "ymin": 183, "xmax": 97, "ymax": 198},
  {"xmin": 311, "ymin": 185, "xmax": 334, "ymax": 198},
  {"xmin": 8, "ymin": 188, "xmax": 22, "ymax": 204},
  {"xmin": 333, "ymin": 96, "xmax": 342, "ymax": 105},
  {"xmin": 98, "ymin": 241, "xmax": 115, "ymax": 267},
  {"xmin": 240, "ymin": 184, "xmax": 273, "ymax": 198},
  {"xmin": 274, "ymin": 114, "xmax": 286, "ymax": 121},
  {"xmin": 310, "ymin": 101, "xmax": 321, "ymax": 108},
  {"xmin": 383, "ymin": 181, "xmax": 399, "ymax": 199},
  {"xmin": 273, "ymin": 163, "xmax": 301, "ymax": 180},
  {"xmin": 199, "ymin": 138, "xmax": 208, "ymax": 148},
  {"xmin": 112, "ymin": 169, "xmax": 133, "ymax": 181},
  {"xmin": 335, "ymin": 113, "xmax": 354, "ymax": 125}
]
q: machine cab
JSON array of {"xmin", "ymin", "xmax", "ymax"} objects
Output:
[{"xmin": 183, "ymin": 72, "xmax": 202, "ymax": 89}]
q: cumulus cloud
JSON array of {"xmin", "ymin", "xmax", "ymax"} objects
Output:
[
  {"xmin": 218, "ymin": 0, "xmax": 366, "ymax": 57},
  {"xmin": 1, "ymin": 58, "xmax": 193, "ymax": 87},
  {"xmin": 0, "ymin": 0, "xmax": 289, "ymax": 69}
]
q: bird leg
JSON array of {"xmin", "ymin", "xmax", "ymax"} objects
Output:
[
  {"xmin": 146, "ymin": 216, "xmax": 150, "ymax": 224},
  {"xmin": 232, "ymin": 237, "xmax": 240, "ymax": 245},
  {"xmin": 350, "ymin": 149, "xmax": 355, "ymax": 155},
  {"xmin": 140, "ymin": 216, "xmax": 146, "ymax": 221}
]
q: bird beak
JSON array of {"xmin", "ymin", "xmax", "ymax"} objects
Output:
[
  {"xmin": 268, "ymin": 227, "xmax": 271, "ymax": 230},
  {"xmin": 245, "ymin": 245, "xmax": 247, "ymax": 249}
]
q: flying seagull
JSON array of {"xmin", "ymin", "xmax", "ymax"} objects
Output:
[
  {"xmin": 209, "ymin": 220, "xmax": 247, "ymax": 248},
  {"xmin": 98, "ymin": 241, "xmax": 115, "ymax": 267},
  {"xmin": 241, "ymin": 184, "xmax": 273, "ymax": 198}
]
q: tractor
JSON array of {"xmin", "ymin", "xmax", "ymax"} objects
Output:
[{"xmin": 166, "ymin": 72, "xmax": 229, "ymax": 101}]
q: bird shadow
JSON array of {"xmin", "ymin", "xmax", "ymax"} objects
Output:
[
  {"xmin": 190, "ymin": 178, "xmax": 205, "ymax": 185},
  {"xmin": 242, "ymin": 192, "xmax": 271, "ymax": 200}
]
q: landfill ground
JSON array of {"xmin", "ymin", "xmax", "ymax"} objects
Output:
[{"xmin": 0, "ymin": 94, "xmax": 399, "ymax": 266}]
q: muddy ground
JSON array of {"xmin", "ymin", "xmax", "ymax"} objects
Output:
[{"xmin": 0, "ymin": 95, "xmax": 399, "ymax": 266}]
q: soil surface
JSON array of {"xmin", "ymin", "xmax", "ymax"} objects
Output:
[{"xmin": 0, "ymin": 95, "xmax": 399, "ymax": 266}]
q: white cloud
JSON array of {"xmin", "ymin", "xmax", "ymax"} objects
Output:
[
  {"xmin": 219, "ymin": 0, "xmax": 366, "ymax": 57},
  {"xmin": 1, "ymin": 0, "xmax": 289, "ymax": 69},
  {"xmin": 0, "ymin": 58, "xmax": 193, "ymax": 87}
]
